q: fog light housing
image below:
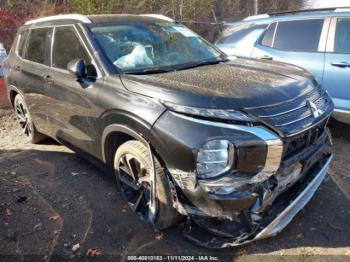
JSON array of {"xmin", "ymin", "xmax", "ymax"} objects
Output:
[{"xmin": 196, "ymin": 140, "xmax": 234, "ymax": 179}]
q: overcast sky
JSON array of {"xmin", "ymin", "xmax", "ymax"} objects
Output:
[{"xmin": 304, "ymin": 0, "xmax": 350, "ymax": 8}]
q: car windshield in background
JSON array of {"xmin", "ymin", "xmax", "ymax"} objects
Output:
[
  {"xmin": 216, "ymin": 23, "xmax": 267, "ymax": 45},
  {"xmin": 90, "ymin": 22, "xmax": 224, "ymax": 73}
]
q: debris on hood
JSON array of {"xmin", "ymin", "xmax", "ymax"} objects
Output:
[
  {"xmin": 86, "ymin": 248, "xmax": 102, "ymax": 257},
  {"xmin": 5, "ymin": 208, "xmax": 13, "ymax": 216},
  {"xmin": 72, "ymin": 243, "xmax": 80, "ymax": 252},
  {"xmin": 16, "ymin": 196, "xmax": 28, "ymax": 203}
]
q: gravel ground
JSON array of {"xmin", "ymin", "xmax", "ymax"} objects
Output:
[{"xmin": 1, "ymin": 109, "xmax": 350, "ymax": 261}]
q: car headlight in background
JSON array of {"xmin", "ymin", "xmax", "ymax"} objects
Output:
[
  {"xmin": 163, "ymin": 102, "xmax": 255, "ymax": 122},
  {"xmin": 196, "ymin": 140, "xmax": 234, "ymax": 179}
]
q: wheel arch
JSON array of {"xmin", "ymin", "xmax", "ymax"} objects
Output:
[
  {"xmin": 9, "ymin": 90, "xmax": 18, "ymax": 107},
  {"xmin": 7, "ymin": 85, "xmax": 22, "ymax": 108},
  {"xmin": 101, "ymin": 124, "xmax": 154, "ymax": 172}
]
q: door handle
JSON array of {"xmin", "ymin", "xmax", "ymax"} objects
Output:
[
  {"xmin": 331, "ymin": 61, "xmax": 350, "ymax": 68},
  {"xmin": 260, "ymin": 55, "xmax": 273, "ymax": 60},
  {"xmin": 42, "ymin": 74, "xmax": 54, "ymax": 83}
]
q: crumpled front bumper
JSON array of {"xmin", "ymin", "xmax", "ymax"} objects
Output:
[
  {"xmin": 183, "ymin": 155, "xmax": 333, "ymax": 248},
  {"xmin": 256, "ymin": 155, "xmax": 332, "ymax": 240},
  {"xmin": 151, "ymin": 109, "xmax": 333, "ymax": 247}
]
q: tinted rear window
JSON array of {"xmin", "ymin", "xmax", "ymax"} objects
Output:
[
  {"xmin": 273, "ymin": 19, "xmax": 324, "ymax": 52},
  {"xmin": 216, "ymin": 23, "xmax": 267, "ymax": 44},
  {"xmin": 334, "ymin": 18, "xmax": 350, "ymax": 54},
  {"xmin": 24, "ymin": 28, "xmax": 51, "ymax": 64}
]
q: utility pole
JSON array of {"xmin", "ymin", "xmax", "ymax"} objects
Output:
[
  {"xmin": 254, "ymin": 0, "xmax": 259, "ymax": 15},
  {"xmin": 171, "ymin": 0, "xmax": 176, "ymax": 20},
  {"xmin": 179, "ymin": 0, "xmax": 184, "ymax": 21}
]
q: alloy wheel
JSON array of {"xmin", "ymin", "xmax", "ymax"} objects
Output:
[
  {"xmin": 117, "ymin": 153, "xmax": 153, "ymax": 221},
  {"xmin": 15, "ymin": 98, "xmax": 32, "ymax": 138}
]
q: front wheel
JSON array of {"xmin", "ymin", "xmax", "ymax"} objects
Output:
[
  {"xmin": 114, "ymin": 140, "xmax": 180, "ymax": 230},
  {"xmin": 14, "ymin": 94, "xmax": 47, "ymax": 144}
]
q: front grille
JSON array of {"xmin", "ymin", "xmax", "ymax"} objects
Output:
[
  {"xmin": 282, "ymin": 119, "xmax": 327, "ymax": 160},
  {"xmin": 244, "ymin": 89, "xmax": 331, "ymax": 136}
]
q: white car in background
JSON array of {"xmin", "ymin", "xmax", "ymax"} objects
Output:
[{"xmin": 0, "ymin": 42, "xmax": 7, "ymax": 78}]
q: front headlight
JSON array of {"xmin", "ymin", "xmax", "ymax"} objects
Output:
[
  {"xmin": 163, "ymin": 102, "xmax": 255, "ymax": 122},
  {"xmin": 196, "ymin": 140, "xmax": 234, "ymax": 179}
]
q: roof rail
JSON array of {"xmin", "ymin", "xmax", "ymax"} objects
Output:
[
  {"xmin": 25, "ymin": 14, "xmax": 91, "ymax": 25},
  {"xmin": 140, "ymin": 14, "xmax": 174, "ymax": 22},
  {"xmin": 269, "ymin": 7, "xmax": 350, "ymax": 16},
  {"xmin": 243, "ymin": 14, "xmax": 270, "ymax": 21}
]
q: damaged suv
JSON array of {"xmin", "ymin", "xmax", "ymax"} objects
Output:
[{"xmin": 5, "ymin": 14, "xmax": 333, "ymax": 248}]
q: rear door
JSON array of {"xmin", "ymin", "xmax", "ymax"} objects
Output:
[
  {"xmin": 323, "ymin": 17, "xmax": 350, "ymax": 113},
  {"xmin": 44, "ymin": 25, "xmax": 104, "ymax": 153},
  {"xmin": 14, "ymin": 27, "xmax": 53, "ymax": 133},
  {"xmin": 252, "ymin": 19, "xmax": 329, "ymax": 84}
]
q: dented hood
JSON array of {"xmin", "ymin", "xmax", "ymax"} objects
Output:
[{"xmin": 120, "ymin": 57, "xmax": 317, "ymax": 109}]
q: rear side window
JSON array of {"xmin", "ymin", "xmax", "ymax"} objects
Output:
[
  {"xmin": 273, "ymin": 19, "xmax": 324, "ymax": 52},
  {"xmin": 261, "ymin": 23, "xmax": 276, "ymax": 47},
  {"xmin": 334, "ymin": 18, "xmax": 350, "ymax": 54},
  {"xmin": 216, "ymin": 23, "xmax": 267, "ymax": 44},
  {"xmin": 24, "ymin": 28, "xmax": 51, "ymax": 64},
  {"xmin": 52, "ymin": 26, "xmax": 91, "ymax": 70},
  {"xmin": 17, "ymin": 30, "xmax": 29, "ymax": 58}
]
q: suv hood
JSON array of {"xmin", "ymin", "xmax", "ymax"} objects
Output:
[{"xmin": 120, "ymin": 57, "xmax": 318, "ymax": 110}]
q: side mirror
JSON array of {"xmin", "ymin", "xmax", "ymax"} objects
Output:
[{"xmin": 67, "ymin": 59, "xmax": 86, "ymax": 79}]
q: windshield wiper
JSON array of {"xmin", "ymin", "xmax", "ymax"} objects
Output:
[
  {"xmin": 177, "ymin": 58, "xmax": 229, "ymax": 71},
  {"xmin": 122, "ymin": 58, "xmax": 229, "ymax": 74},
  {"xmin": 124, "ymin": 68, "xmax": 171, "ymax": 75}
]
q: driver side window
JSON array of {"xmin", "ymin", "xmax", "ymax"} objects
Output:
[{"xmin": 52, "ymin": 26, "xmax": 91, "ymax": 70}]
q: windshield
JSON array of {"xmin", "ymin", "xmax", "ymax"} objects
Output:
[
  {"xmin": 89, "ymin": 22, "xmax": 225, "ymax": 73},
  {"xmin": 216, "ymin": 23, "xmax": 267, "ymax": 45}
]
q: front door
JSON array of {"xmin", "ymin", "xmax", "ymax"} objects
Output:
[
  {"xmin": 44, "ymin": 25, "xmax": 104, "ymax": 154},
  {"xmin": 323, "ymin": 17, "xmax": 350, "ymax": 114}
]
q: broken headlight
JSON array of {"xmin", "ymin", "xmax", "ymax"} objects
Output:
[
  {"xmin": 196, "ymin": 140, "xmax": 234, "ymax": 179},
  {"xmin": 163, "ymin": 102, "xmax": 255, "ymax": 122}
]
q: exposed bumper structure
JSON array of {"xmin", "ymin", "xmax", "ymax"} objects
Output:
[
  {"xmin": 255, "ymin": 155, "xmax": 332, "ymax": 240},
  {"xmin": 183, "ymin": 155, "xmax": 333, "ymax": 248}
]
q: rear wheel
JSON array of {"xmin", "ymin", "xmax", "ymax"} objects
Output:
[
  {"xmin": 114, "ymin": 140, "xmax": 180, "ymax": 230},
  {"xmin": 14, "ymin": 94, "xmax": 47, "ymax": 144}
]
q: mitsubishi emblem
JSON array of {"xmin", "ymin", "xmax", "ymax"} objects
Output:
[{"xmin": 307, "ymin": 100, "xmax": 323, "ymax": 118}]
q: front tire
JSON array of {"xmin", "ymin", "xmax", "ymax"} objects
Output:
[
  {"xmin": 14, "ymin": 94, "xmax": 47, "ymax": 144},
  {"xmin": 114, "ymin": 140, "xmax": 180, "ymax": 230}
]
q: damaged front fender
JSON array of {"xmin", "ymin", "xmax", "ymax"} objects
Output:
[{"xmin": 151, "ymin": 109, "xmax": 333, "ymax": 248}]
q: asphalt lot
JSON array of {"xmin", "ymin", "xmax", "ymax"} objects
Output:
[{"xmin": 1, "ymin": 109, "xmax": 350, "ymax": 261}]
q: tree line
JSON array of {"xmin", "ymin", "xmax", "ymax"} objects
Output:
[{"xmin": 0, "ymin": 0, "xmax": 305, "ymax": 49}]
